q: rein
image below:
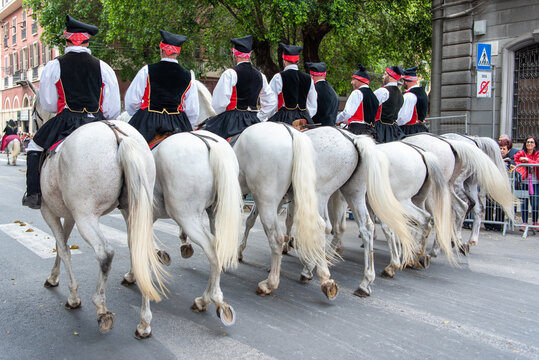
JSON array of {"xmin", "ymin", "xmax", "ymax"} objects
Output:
[
  {"xmin": 401, "ymin": 142, "xmax": 430, "ymax": 181},
  {"xmin": 189, "ymin": 132, "xmax": 218, "ymax": 151},
  {"xmin": 102, "ymin": 120, "xmax": 129, "ymax": 144}
]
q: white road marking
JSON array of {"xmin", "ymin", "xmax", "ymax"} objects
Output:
[
  {"xmin": 98, "ymin": 224, "xmax": 128, "ymax": 248},
  {"xmin": 0, "ymin": 222, "xmax": 82, "ymax": 259},
  {"xmin": 0, "ymin": 157, "xmax": 26, "ymax": 163}
]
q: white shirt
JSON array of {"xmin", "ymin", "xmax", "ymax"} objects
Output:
[
  {"xmin": 39, "ymin": 46, "xmax": 121, "ymax": 120},
  {"xmin": 373, "ymin": 82, "xmax": 399, "ymax": 106},
  {"xmin": 269, "ymin": 64, "xmax": 317, "ymax": 117},
  {"xmin": 397, "ymin": 84, "xmax": 420, "ymax": 126},
  {"xmin": 336, "ymin": 85, "xmax": 373, "ymax": 125},
  {"xmin": 211, "ymin": 61, "xmax": 277, "ymax": 121},
  {"xmin": 124, "ymin": 58, "xmax": 199, "ymax": 127}
]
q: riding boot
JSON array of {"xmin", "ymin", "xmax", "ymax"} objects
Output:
[{"xmin": 22, "ymin": 150, "xmax": 42, "ymax": 209}]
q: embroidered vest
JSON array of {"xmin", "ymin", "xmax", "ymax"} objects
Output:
[
  {"xmin": 226, "ymin": 62, "xmax": 263, "ymax": 111},
  {"xmin": 142, "ymin": 61, "xmax": 191, "ymax": 114},
  {"xmin": 405, "ymin": 86, "xmax": 428, "ymax": 124},
  {"xmin": 348, "ymin": 87, "xmax": 378, "ymax": 125},
  {"xmin": 375, "ymin": 85, "xmax": 403, "ymax": 124},
  {"xmin": 312, "ymin": 80, "xmax": 339, "ymax": 126},
  {"xmin": 278, "ymin": 69, "xmax": 311, "ymax": 110}
]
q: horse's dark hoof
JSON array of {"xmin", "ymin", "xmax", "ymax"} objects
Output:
[
  {"xmin": 134, "ymin": 329, "xmax": 152, "ymax": 340},
  {"xmin": 97, "ymin": 311, "xmax": 114, "ymax": 334},
  {"xmin": 156, "ymin": 250, "xmax": 171, "ymax": 266},
  {"xmin": 65, "ymin": 300, "xmax": 81, "ymax": 310},
  {"xmin": 459, "ymin": 243, "xmax": 470, "ymax": 256},
  {"xmin": 381, "ymin": 268, "xmax": 395, "ymax": 279},
  {"xmin": 44, "ymin": 279, "xmax": 58, "ymax": 288},
  {"xmin": 299, "ymin": 275, "xmax": 313, "ymax": 284},
  {"xmin": 121, "ymin": 278, "xmax": 135, "ymax": 286},
  {"xmin": 180, "ymin": 244, "xmax": 194, "ymax": 259},
  {"xmin": 353, "ymin": 287, "xmax": 370, "ymax": 297}
]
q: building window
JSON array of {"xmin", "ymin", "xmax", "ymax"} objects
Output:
[
  {"xmin": 512, "ymin": 43, "xmax": 539, "ymax": 142},
  {"xmin": 31, "ymin": 15, "xmax": 37, "ymax": 35},
  {"xmin": 4, "ymin": 55, "xmax": 8, "ymax": 77},
  {"xmin": 11, "ymin": 17, "xmax": 16, "ymax": 45},
  {"xmin": 2, "ymin": 23, "xmax": 8, "ymax": 50},
  {"xmin": 20, "ymin": 10, "xmax": 26, "ymax": 41},
  {"xmin": 21, "ymin": 47, "xmax": 28, "ymax": 71},
  {"xmin": 29, "ymin": 42, "xmax": 39, "ymax": 68}
]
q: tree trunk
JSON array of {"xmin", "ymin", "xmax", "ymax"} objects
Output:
[
  {"xmin": 301, "ymin": 22, "xmax": 333, "ymax": 70},
  {"xmin": 252, "ymin": 38, "xmax": 280, "ymax": 78}
]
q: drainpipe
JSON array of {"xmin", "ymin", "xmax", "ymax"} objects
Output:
[{"xmin": 431, "ymin": 0, "xmax": 443, "ymax": 133}]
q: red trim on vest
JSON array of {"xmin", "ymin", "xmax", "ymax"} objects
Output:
[
  {"xmin": 403, "ymin": 89, "xmax": 418, "ymax": 125},
  {"xmin": 348, "ymin": 102, "xmax": 365, "ymax": 124},
  {"xmin": 56, "ymin": 80, "xmax": 66, "ymax": 113},
  {"xmin": 100, "ymin": 82, "xmax": 104, "ymax": 112},
  {"xmin": 226, "ymin": 86, "xmax": 237, "ymax": 111},
  {"xmin": 283, "ymin": 54, "xmax": 299, "ymax": 62},
  {"xmin": 375, "ymin": 104, "xmax": 382, "ymax": 121},
  {"xmin": 178, "ymin": 81, "xmax": 191, "ymax": 112},
  {"xmin": 277, "ymin": 92, "xmax": 284, "ymax": 109},
  {"xmin": 141, "ymin": 78, "xmax": 150, "ymax": 110}
]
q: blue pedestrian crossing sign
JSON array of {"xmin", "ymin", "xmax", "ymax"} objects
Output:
[{"xmin": 477, "ymin": 43, "xmax": 491, "ymax": 70}]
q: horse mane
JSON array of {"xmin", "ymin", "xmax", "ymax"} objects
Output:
[{"xmin": 193, "ymin": 77, "xmax": 217, "ymax": 126}]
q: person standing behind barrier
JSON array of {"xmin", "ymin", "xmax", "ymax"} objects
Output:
[
  {"xmin": 499, "ymin": 139, "xmax": 516, "ymax": 171},
  {"xmin": 514, "ymin": 136, "xmax": 539, "ymax": 228},
  {"xmin": 499, "ymin": 134, "xmax": 518, "ymax": 161},
  {"xmin": 306, "ymin": 62, "xmax": 339, "ymax": 127}
]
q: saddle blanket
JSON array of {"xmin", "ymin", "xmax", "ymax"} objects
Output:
[{"xmin": 1, "ymin": 135, "xmax": 21, "ymax": 151}]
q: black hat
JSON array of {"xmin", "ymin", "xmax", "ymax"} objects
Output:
[
  {"xmin": 402, "ymin": 66, "xmax": 418, "ymax": 81},
  {"xmin": 385, "ymin": 65, "xmax": 404, "ymax": 80},
  {"xmin": 231, "ymin": 35, "xmax": 253, "ymax": 54},
  {"xmin": 65, "ymin": 15, "xmax": 98, "ymax": 36},
  {"xmin": 308, "ymin": 62, "xmax": 327, "ymax": 75},
  {"xmin": 352, "ymin": 64, "xmax": 370, "ymax": 84},
  {"xmin": 159, "ymin": 30, "xmax": 187, "ymax": 47},
  {"xmin": 279, "ymin": 43, "xmax": 302, "ymax": 62}
]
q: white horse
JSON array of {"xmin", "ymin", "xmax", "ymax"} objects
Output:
[
  {"xmin": 441, "ymin": 133, "xmax": 513, "ymax": 247},
  {"xmin": 33, "ymin": 97, "xmax": 166, "ymax": 335},
  {"xmin": 237, "ymin": 128, "xmax": 419, "ymax": 297},
  {"xmin": 120, "ymin": 130, "xmax": 243, "ymax": 335},
  {"xmin": 401, "ymin": 133, "xmax": 514, "ymax": 255},
  {"xmin": 5, "ymin": 137, "xmax": 21, "ymax": 165}
]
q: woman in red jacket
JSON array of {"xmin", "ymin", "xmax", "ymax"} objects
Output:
[{"xmin": 514, "ymin": 135, "xmax": 539, "ymax": 227}]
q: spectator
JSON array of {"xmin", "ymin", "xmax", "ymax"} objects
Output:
[
  {"xmin": 498, "ymin": 134, "xmax": 518, "ymax": 161},
  {"xmin": 514, "ymin": 135, "xmax": 539, "ymax": 229},
  {"xmin": 499, "ymin": 138, "xmax": 516, "ymax": 171}
]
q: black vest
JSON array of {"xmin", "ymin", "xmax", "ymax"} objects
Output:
[
  {"xmin": 312, "ymin": 80, "xmax": 339, "ymax": 126},
  {"xmin": 408, "ymin": 86, "xmax": 428, "ymax": 121},
  {"xmin": 359, "ymin": 87, "xmax": 378, "ymax": 124},
  {"xmin": 232, "ymin": 62, "xmax": 263, "ymax": 110},
  {"xmin": 57, "ymin": 52, "xmax": 102, "ymax": 113},
  {"xmin": 148, "ymin": 61, "xmax": 191, "ymax": 113},
  {"xmin": 280, "ymin": 69, "xmax": 311, "ymax": 110},
  {"xmin": 379, "ymin": 85, "xmax": 403, "ymax": 123}
]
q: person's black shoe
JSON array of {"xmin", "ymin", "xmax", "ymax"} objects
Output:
[{"xmin": 22, "ymin": 192, "xmax": 41, "ymax": 209}]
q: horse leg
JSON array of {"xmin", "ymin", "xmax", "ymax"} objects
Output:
[
  {"xmin": 465, "ymin": 180, "xmax": 482, "ymax": 247},
  {"xmin": 239, "ymin": 205, "xmax": 258, "ymax": 262},
  {"xmin": 179, "ymin": 230, "xmax": 194, "ymax": 259},
  {"xmin": 452, "ymin": 183, "xmax": 471, "ymax": 255},
  {"xmin": 135, "ymin": 295, "xmax": 152, "ymax": 339},
  {"xmin": 182, "ymin": 217, "xmax": 236, "ymax": 326},
  {"xmin": 40, "ymin": 205, "xmax": 81, "ymax": 308},
  {"xmin": 328, "ymin": 191, "xmax": 348, "ymax": 255},
  {"xmin": 283, "ymin": 200, "xmax": 294, "ymax": 254},
  {"xmin": 257, "ymin": 206, "xmax": 285, "ymax": 296},
  {"xmin": 380, "ymin": 222, "xmax": 401, "ymax": 279},
  {"xmin": 351, "ymin": 203, "xmax": 376, "ymax": 297},
  {"xmin": 44, "ymin": 218, "xmax": 75, "ymax": 287},
  {"xmin": 75, "ymin": 218, "xmax": 115, "ymax": 333}
]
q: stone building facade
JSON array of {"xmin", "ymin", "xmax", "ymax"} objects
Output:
[{"xmin": 431, "ymin": 0, "xmax": 539, "ymax": 140}]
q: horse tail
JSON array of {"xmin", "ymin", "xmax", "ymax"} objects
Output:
[
  {"xmin": 118, "ymin": 137, "xmax": 167, "ymax": 302},
  {"xmin": 353, "ymin": 136, "xmax": 416, "ymax": 265},
  {"xmin": 11, "ymin": 138, "xmax": 21, "ymax": 162},
  {"xmin": 208, "ymin": 138, "xmax": 242, "ymax": 271},
  {"xmin": 422, "ymin": 152, "xmax": 457, "ymax": 264},
  {"xmin": 450, "ymin": 140, "xmax": 516, "ymax": 220},
  {"xmin": 290, "ymin": 129, "xmax": 329, "ymax": 267}
]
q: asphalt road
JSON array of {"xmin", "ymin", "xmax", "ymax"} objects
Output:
[{"xmin": 0, "ymin": 154, "xmax": 538, "ymax": 360}]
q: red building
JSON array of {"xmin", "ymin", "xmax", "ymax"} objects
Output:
[{"xmin": 0, "ymin": 0, "xmax": 55, "ymax": 134}]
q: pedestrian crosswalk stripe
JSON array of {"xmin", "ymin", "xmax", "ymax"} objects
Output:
[
  {"xmin": 0, "ymin": 222, "xmax": 82, "ymax": 259},
  {"xmin": 98, "ymin": 224, "xmax": 128, "ymax": 248}
]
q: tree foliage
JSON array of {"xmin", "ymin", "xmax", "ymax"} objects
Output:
[{"xmin": 25, "ymin": 0, "xmax": 431, "ymax": 94}]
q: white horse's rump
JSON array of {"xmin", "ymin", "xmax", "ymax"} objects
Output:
[
  {"xmin": 234, "ymin": 122, "xmax": 337, "ymax": 298},
  {"xmin": 39, "ymin": 120, "xmax": 166, "ymax": 335},
  {"xmin": 6, "ymin": 137, "xmax": 21, "ymax": 165}
]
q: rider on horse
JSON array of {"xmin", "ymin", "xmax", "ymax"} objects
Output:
[
  {"xmin": 125, "ymin": 30, "xmax": 199, "ymax": 145},
  {"xmin": 268, "ymin": 43, "xmax": 317, "ymax": 127},
  {"xmin": 22, "ymin": 15, "xmax": 121, "ymax": 209},
  {"xmin": 205, "ymin": 35, "xmax": 276, "ymax": 139},
  {"xmin": 373, "ymin": 65, "xmax": 405, "ymax": 143},
  {"xmin": 397, "ymin": 66, "xmax": 429, "ymax": 135},
  {"xmin": 336, "ymin": 64, "xmax": 378, "ymax": 139},
  {"xmin": 306, "ymin": 62, "xmax": 339, "ymax": 127},
  {"xmin": 1, "ymin": 119, "xmax": 19, "ymax": 150}
]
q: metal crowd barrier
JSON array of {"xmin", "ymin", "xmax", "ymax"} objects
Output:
[{"xmin": 464, "ymin": 163, "xmax": 539, "ymax": 238}]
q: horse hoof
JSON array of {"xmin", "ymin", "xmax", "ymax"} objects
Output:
[
  {"xmin": 121, "ymin": 278, "xmax": 136, "ymax": 286},
  {"xmin": 191, "ymin": 298, "xmax": 208, "ymax": 313},
  {"xmin": 470, "ymin": 240, "xmax": 478, "ymax": 246},
  {"xmin": 216, "ymin": 302, "xmax": 236, "ymax": 327},
  {"xmin": 299, "ymin": 275, "xmax": 313, "ymax": 284},
  {"xmin": 44, "ymin": 279, "xmax": 59, "ymax": 288},
  {"xmin": 180, "ymin": 244, "xmax": 194, "ymax": 259},
  {"xmin": 156, "ymin": 250, "xmax": 171, "ymax": 266},
  {"xmin": 353, "ymin": 287, "xmax": 370, "ymax": 297},
  {"xmin": 321, "ymin": 280, "xmax": 339, "ymax": 300},
  {"xmin": 134, "ymin": 329, "xmax": 152, "ymax": 340},
  {"xmin": 64, "ymin": 299, "xmax": 81, "ymax": 310},
  {"xmin": 97, "ymin": 311, "xmax": 114, "ymax": 334},
  {"xmin": 238, "ymin": 253, "xmax": 244, "ymax": 262},
  {"xmin": 419, "ymin": 255, "xmax": 430, "ymax": 269},
  {"xmin": 335, "ymin": 246, "xmax": 344, "ymax": 255},
  {"xmin": 381, "ymin": 269, "xmax": 394, "ymax": 279},
  {"xmin": 256, "ymin": 283, "xmax": 272, "ymax": 296},
  {"xmin": 459, "ymin": 244, "xmax": 470, "ymax": 256},
  {"xmin": 288, "ymin": 237, "xmax": 295, "ymax": 249}
]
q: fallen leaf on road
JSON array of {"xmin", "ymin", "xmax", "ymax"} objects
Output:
[
  {"xmin": 70, "ymin": 245, "xmax": 79, "ymax": 250},
  {"xmin": 52, "ymin": 249, "xmax": 57, "ymax": 253},
  {"xmin": 25, "ymin": 228, "xmax": 34, "ymax": 232},
  {"xmin": 442, "ymin": 321, "xmax": 450, "ymax": 324},
  {"xmin": 73, "ymin": 331, "xmax": 79, "ymax": 336},
  {"xmin": 10, "ymin": 278, "xmax": 14, "ymax": 280}
]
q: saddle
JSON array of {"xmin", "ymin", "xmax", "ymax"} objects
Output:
[
  {"xmin": 292, "ymin": 119, "xmax": 307, "ymax": 130},
  {"xmin": 148, "ymin": 132, "xmax": 174, "ymax": 150}
]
